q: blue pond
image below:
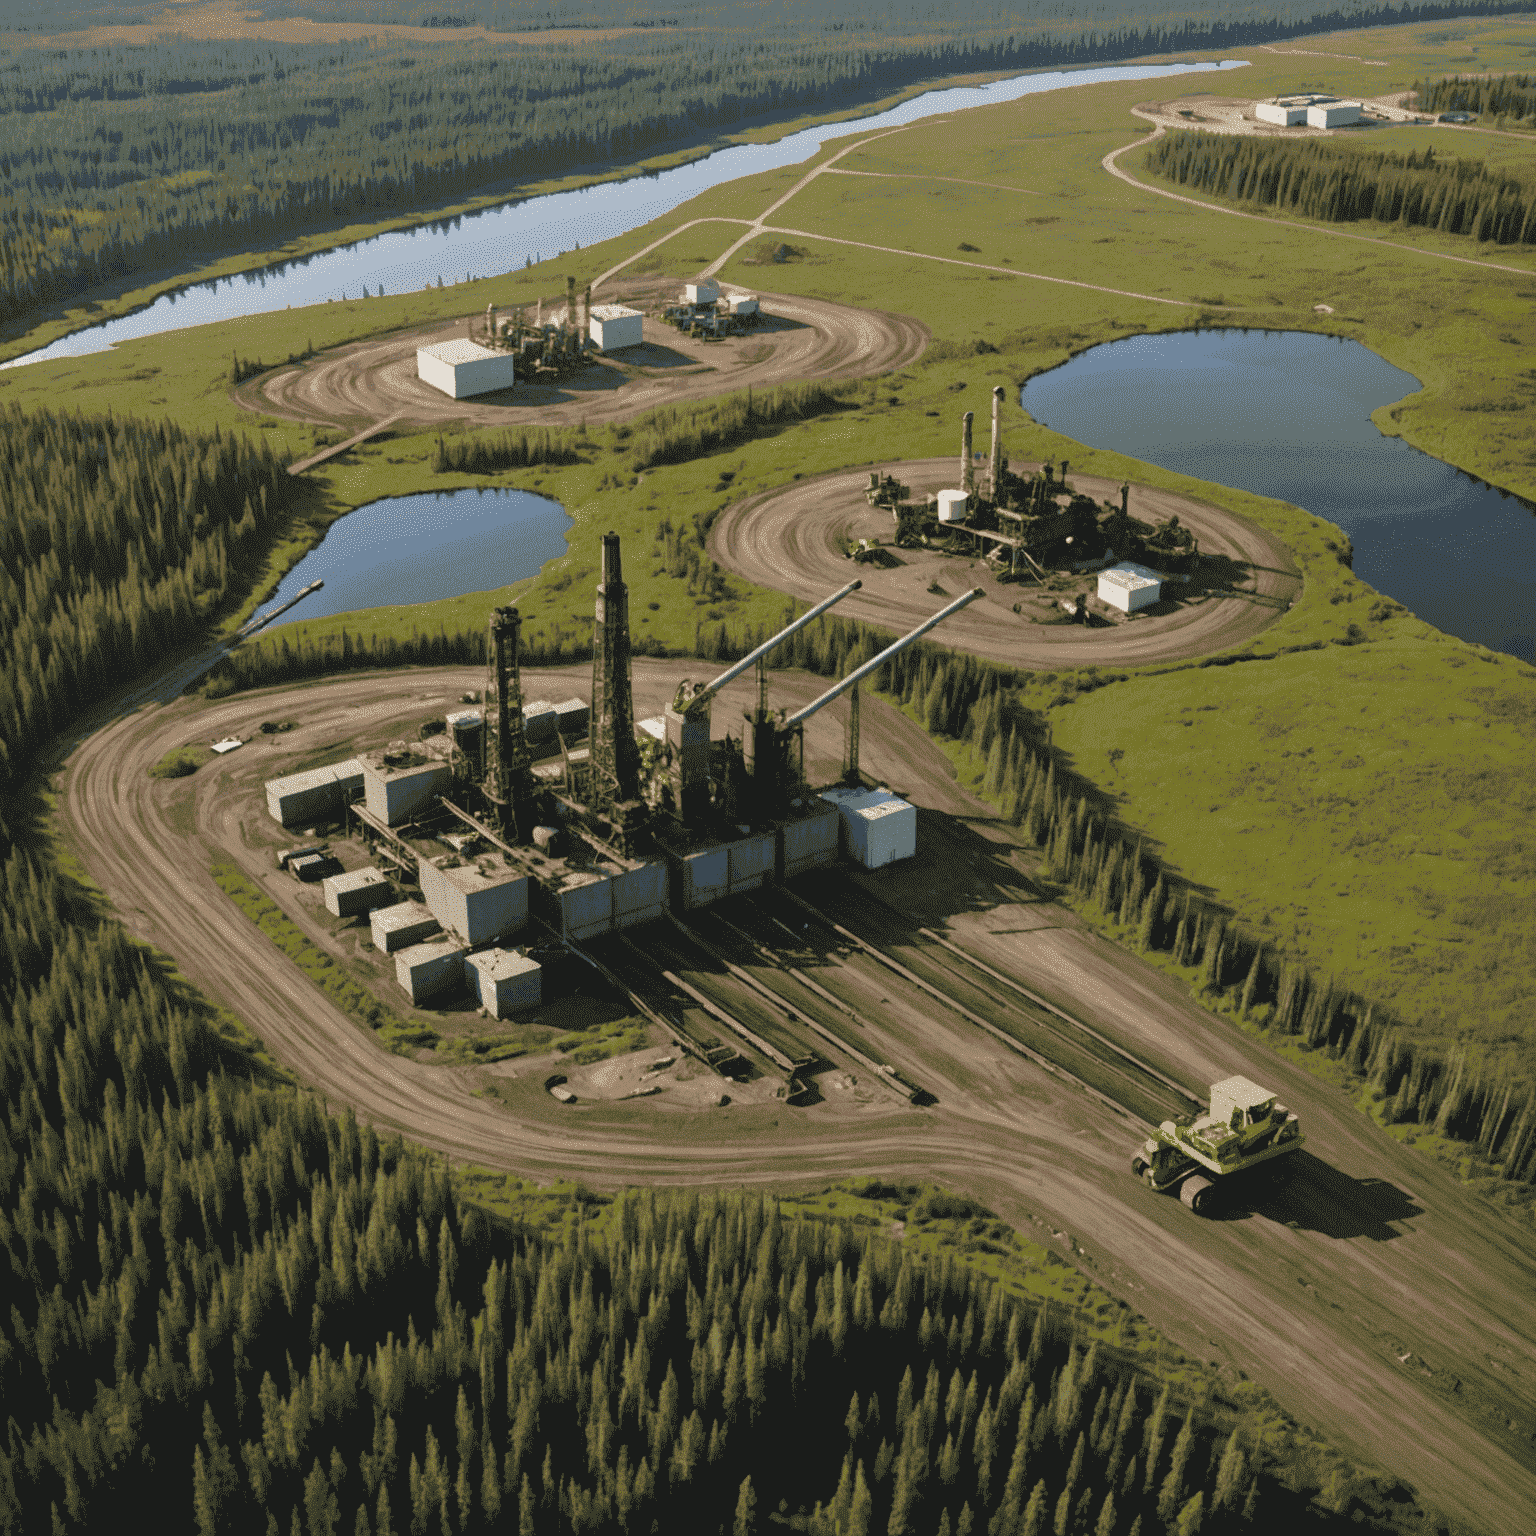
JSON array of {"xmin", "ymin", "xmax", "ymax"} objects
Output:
[
  {"xmin": 1018, "ymin": 329, "xmax": 1534, "ymax": 663},
  {"xmin": 256, "ymin": 488, "xmax": 568, "ymax": 630}
]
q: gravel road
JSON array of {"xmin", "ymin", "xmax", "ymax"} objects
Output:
[{"xmin": 59, "ymin": 662, "xmax": 1536, "ymax": 1533}]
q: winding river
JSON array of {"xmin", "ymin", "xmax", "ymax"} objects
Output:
[
  {"xmin": 1, "ymin": 58, "xmax": 1245, "ymax": 369},
  {"xmin": 1019, "ymin": 329, "xmax": 1535, "ymax": 663}
]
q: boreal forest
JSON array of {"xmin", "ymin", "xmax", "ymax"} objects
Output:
[
  {"xmin": 0, "ymin": 0, "xmax": 1529, "ymax": 332},
  {"xmin": 1143, "ymin": 129, "xmax": 1536, "ymax": 243}
]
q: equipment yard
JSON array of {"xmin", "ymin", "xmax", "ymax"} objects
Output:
[
  {"xmin": 61, "ymin": 653, "xmax": 1536, "ymax": 1532},
  {"xmin": 711, "ymin": 458, "xmax": 1301, "ymax": 667},
  {"xmin": 235, "ymin": 277, "xmax": 927, "ymax": 430}
]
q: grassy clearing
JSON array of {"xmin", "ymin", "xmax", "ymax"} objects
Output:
[
  {"xmin": 147, "ymin": 743, "xmax": 214, "ymax": 779},
  {"xmin": 554, "ymin": 1017, "xmax": 651, "ymax": 1065},
  {"xmin": 210, "ymin": 857, "xmax": 439, "ymax": 1054}
]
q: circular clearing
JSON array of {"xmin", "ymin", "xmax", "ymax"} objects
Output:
[
  {"xmin": 237, "ymin": 277, "xmax": 927, "ymax": 430},
  {"xmin": 709, "ymin": 459, "xmax": 1301, "ymax": 668}
]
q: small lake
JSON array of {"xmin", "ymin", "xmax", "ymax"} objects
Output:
[
  {"xmin": 1018, "ymin": 329, "xmax": 1535, "ymax": 663},
  {"xmin": 3, "ymin": 58, "xmax": 1246, "ymax": 369},
  {"xmin": 254, "ymin": 487, "xmax": 569, "ymax": 630}
]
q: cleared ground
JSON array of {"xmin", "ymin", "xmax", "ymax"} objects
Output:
[
  {"xmin": 238, "ymin": 277, "xmax": 927, "ymax": 430},
  {"xmin": 60, "ymin": 661, "xmax": 1536, "ymax": 1534},
  {"xmin": 710, "ymin": 459, "xmax": 1300, "ymax": 667}
]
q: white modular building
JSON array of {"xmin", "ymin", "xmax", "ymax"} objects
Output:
[
  {"xmin": 419, "ymin": 858, "xmax": 529, "ymax": 946},
  {"xmin": 395, "ymin": 939, "xmax": 466, "ymax": 1005},
  {"xmin": 589, "ymin": 304, "xmax": 644, "ymax": 351},
  {"xmin": 416, "ymin": 338, "xmax": 517, "ymax": 399},
  {"xmin": 1308, "ymin": 101, "xmax": 1362, "ymax": 128},
  {"xmin": 361, "ymin": 756, "xmax": 452, "ymax": 826},
  {"xmin": 1097, "ymin": 561, "xmax": 1163, "ymax": 613},
  {"xmin": 322, "ymin": 866, "xmax": 394, "ymax": 918},
  {"xmin": 684, "ymin": 278, "xmax": 720, "ymax": 306},
  {"xmin": 1255, "ymin": 101, "xmax": 1309, "ymax": 126},
  {"xmin": 820, "ymin": 787, "xmax": 918, "ymax": 869},
  {"xmin": 370, "ymin": 901, "xmax": 441, "ymax": 953},
  {"xmin": 723, "ymin": 292, "xmax": 759, "ymax": 316},
  {"xmin": 265, "ymin": 758, "xmax": 366, "ymax": 828},
  {"xmin": 467, "ymin": 948, "xmax": 542, "ymax": 1017}
]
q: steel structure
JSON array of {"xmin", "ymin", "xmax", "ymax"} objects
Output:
[
  {"xmin": 483, "ymin": 605, "xmax": 535, "ymax": 837},
  {"xmin": 589, "ymin": 533, "xmax": 642, "ymax": 812}
]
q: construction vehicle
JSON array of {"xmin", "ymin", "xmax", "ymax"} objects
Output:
[{"xmin": 1132, "ymin": 1075, "xmax": 1303, "ymax": 1213}]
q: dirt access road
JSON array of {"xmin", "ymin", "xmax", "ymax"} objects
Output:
[
  {"xmin": 710, "ymin": 459, "xmax": 1300, "ymax": 667},
  {"xmin": 238, "ymin": 277, "xmax": 926, "ymax": 431},
  {"xmin": 61, "ymin": 662, "xmax": 1536, "ymax": 1532}
]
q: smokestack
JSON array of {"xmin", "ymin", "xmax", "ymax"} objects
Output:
[
  {"xmin": 989, "ymin": 385, "xmax": 1005, "ymax": 501},
  {"xmin": 961, "ymin": 411, "xmax": 974, "ymax": 497},
  {"xmin": 536, "ymin": 297, "xmax": 542, "ymax": 329},
  {"xmin": 583, "ymin": 283, "xmax": 592, "ymax": 342},
  {"xmin": 590, "ymin": 532, "xmax": 641, "ymax": 805},
  {"xmin": 566, "ymin": 275, "xmax": 576, "ymax": 332},
  {"xmin": 1120, "ymin": 481, "xmax": 1130, "ymax": 517}
]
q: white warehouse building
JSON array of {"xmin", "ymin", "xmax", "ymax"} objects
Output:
[
  {"xmin": 416, "ymin": 339, "xmax": 517, "ymax": 399},
  {"xmin": 589, "ymin": 304, "xmax": 644, "ymax": 351},
  {"xmin": 1308, "ymin": 100, "xmax": 1362, "ymax": 128}
]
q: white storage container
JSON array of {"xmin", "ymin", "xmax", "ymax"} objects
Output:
[{"xmin": 395, "ymin": 939, "xmax": 466, "ymax": 1003}]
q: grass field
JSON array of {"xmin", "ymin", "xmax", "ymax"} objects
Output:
[{"xmin": 17, "ymin": 15, "xmax": 1536, "ymax": 1088}]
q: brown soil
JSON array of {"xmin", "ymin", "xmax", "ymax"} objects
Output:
[
  {"xmin": 59, "ymin": 660, "xmax": 1536, "ymax": 1532},
  {"xmin": 236, "ymin": 278, "xmax": 927, "ymax": 431},
  {"xmin": 709, "ymin": 459, "xmax": 1300, "ymax": 667}
]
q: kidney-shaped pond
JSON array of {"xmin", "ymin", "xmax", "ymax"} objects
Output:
[
  {"xmin": 257, "ymin": 487, "xmax": 569, "ymax": 630},
  {"xmin": 1018, "ymin": 328, "xmax": 1534, "ymax": 663}
]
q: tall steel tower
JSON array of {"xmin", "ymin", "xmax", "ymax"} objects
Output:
[
  {"xmin": 483, "ymin": 604, "xmax": 533, "ymax": 835},
  {"xmin": 589, "ymin": 532, "xmax": 641, "ymax": 807}
]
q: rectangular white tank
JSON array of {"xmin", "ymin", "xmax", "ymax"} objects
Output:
[
  {"xmin": 1255, "ymin": 101, "xmax": 1308, "ymax": 126},
  {"xmin": 362, "ymin": 757, "xmax": 451, "ymax": 826},
  {"xmin": 521, "ymin": 700, "xmax": 558, "ymax": 743},
  {"xmin": 611, "ymin": 861, "xmax": 668, "ymax": 930},
  {"xmin": 371, "ymin": 901, "xmax": 441, "ymax": 953},
  {"xmin": 781, "ymin": 805, "xmax": 840, "ymax": 878},
  {"xmin": 290, "ymin": 852, "xmax": 340, "ymax": 882},
  {"xmin": 724, "ymin": 292, "xmax": 759, "ymax": 316},
  {"xmin": 323, "ymin": 866, "xmax": 394, "ymax": 918},
  {"xmin": 685, "ymin": 278, "xmax": 719, "ymax": 305},
  {"xmin": 467, "ymin": 948, "xmax": 542, "ymax": 1017},
  {"xmin": 728, "ymin": 832, "xmax": 776, "ymax": 894},
  {"xmin": 416, "ymin": 339, "xmax": 517, "ymax": 399},
  {"xmin": 589, "ymin": 304, "xmax": 644, "ymax": 350},
  {"xmin": 937, "ymin": 489, "xmax": 968, "ymax": 524},
  {"xmin": 395, "ymin": 939, "xmax": 466, "ymax": 1004},
  {"xmin": 419, "ymin": 859, "xmax": 529, "ymax": 945}
]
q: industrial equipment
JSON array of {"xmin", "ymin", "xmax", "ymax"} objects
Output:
[
  {"xmin": 659, "ymin": 580, "xmax": 864, "ymax": 826},
  {"xmin": 1131, "ymin": 1076, "xmax": 1303, "ymax": 1212}
]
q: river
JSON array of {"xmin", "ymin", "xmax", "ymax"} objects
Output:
[
  {"xmin": 1, "ymin": 58, "xmax": 1246, "ymax": 370},
  {"xmin": 1019, "ymin": 328, "xmax": 1535, "ymax": 663}
]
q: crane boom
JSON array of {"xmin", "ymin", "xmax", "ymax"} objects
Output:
[{"xmin": 784, "ymin": 589, "xmax": 983, "ymax": 728}]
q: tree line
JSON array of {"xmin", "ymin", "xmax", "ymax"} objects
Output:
[
  {"xmin": 4, "ymin": 0, "xmax": 1530, "ymax": 332},
  {"xmin": 0, "ymin": 404, "xmax": 304, "ymax": 839},
  {"xmin": 1143, "ymin": 130, "xmax": 1536, "ymax": 245},
  {"xmin": 1413, "ymin": 69, "xmax": 1536, "ymax": 122}
]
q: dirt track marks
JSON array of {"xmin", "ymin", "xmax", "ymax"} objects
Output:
[
  {"xmin": 241, "ymin": 285, "xmax": 927, "ymax": 431},
  {"xmin": 59, "ymin": 662, "xmax": 1536, "ymax": 1532},
  {"xmin": 710, "ymin": 459, "xmax": 1300, "ymax": 667}
]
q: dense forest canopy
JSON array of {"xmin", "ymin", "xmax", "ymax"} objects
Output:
[{"xmin": 1, "ymin": 0, "xmax": 1531, "ymax": 333}]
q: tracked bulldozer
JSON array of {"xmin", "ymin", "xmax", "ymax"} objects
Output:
[{"xmin": 1132, "ymin": 1075, "xmax": 1303, "ymax": 1213}]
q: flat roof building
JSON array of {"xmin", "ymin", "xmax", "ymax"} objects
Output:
[
  {"xmin": 371, "ymin": 900, "xmax": 442, "ymax": 953},
  {"xmin": 1308, "ymin": 100, "xmax": 1362, "ymax": 128},
  {"xmin": 395, "ymin": 939, "xmax": 466, "ymax": 1005},
  {"xmin": 589, "ymin": 304, "xmax": 644, "ymax": 351},
  {"xmin": 1097, "ymin": 561, "xmax": 1163, "ymax": 613},
  {"xmin": 820, "ymin": 786, "xmax": 918, "ymax": 869},
  {"xmin": 467, "ymin": 948, "xmax": 542, "ymax": 1017},
  {"xmin": 361, "ymin": 753, "xmax": 451, "ymax": 826},
  {"xmin": 266, "ymin": 758, "xmax": 365, "ymax": 828},
  {"xmin": 416, "ymin": 339, "xmax": 517, "ymax": 400},
  {"xmin": 322, "ymin": 866, "xmax": 394, "ymax": 918},
  {"xmin": 684, "ymin": 278, "xmax": 719, "ymax": 306},
  {"xmin": 419, "ymin": 857, "xmax": 529, "ymax": 946}
]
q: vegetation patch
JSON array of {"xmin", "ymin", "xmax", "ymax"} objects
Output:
[
  {"xmin": 554, "ymin": 1017, "xmax": 650, "ymax": 1064},
  {"xmin": 210, "ymin": 857, "xmax": 438, "ymax": 1054},
  {"xmin": 147, "ymin": 743, "xmax": 214, "ymax": 779}
]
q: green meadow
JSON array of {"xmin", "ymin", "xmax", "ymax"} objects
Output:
[{"xmin": 9, "ymin": 15, "xmax": 1535, "ymax": 1080}]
